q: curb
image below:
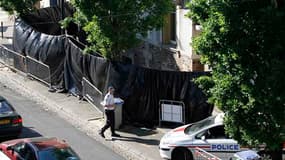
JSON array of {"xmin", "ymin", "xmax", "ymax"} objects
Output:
[{"xmin": 0, "ymin": 65, "xmax": 154, "ymax": 160}]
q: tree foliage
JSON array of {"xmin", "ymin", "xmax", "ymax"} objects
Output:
[
  {"xmin": 188, "ymin": 0, "xmax": 285, "ymax": 155},
  {"xmin": 68, "ymin": 0, "xmax": 173, "ymax": 60},
  {"xmin": 0, "ymin": 0, "xmax": 38, "ymax": 15}
]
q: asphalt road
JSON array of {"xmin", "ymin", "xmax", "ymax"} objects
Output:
[{"xmin": 0, "ymin": 84, "xmax": 125, "ymax": 160}]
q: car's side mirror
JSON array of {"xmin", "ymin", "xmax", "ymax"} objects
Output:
[
  {"xmin": 6, "ymin": 146, "xmax": 14, "ymax": 154},
  {"xmin": 201, "ymin": 135, "xmax": 206, "ymax": 141},
  {"xmin": 7, "ymin": 146, "xmax": 13, "ymax": 151}
]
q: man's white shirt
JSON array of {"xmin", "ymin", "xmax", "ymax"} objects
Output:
[{"xmin": 103, "ymin": 93, "xmax": 115, "ymax": 110}]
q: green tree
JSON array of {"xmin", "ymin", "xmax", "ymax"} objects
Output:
[
  {"xmin": 188, "ymin": 0, "xmax": 285, "ymax": 159},
  {"xmin": 67, "ymin": 0, "xmax": 173, "ymax": 60},
  {"xmin": 0, "ymin": 0, "xmax": 39, "ymax": 15}
]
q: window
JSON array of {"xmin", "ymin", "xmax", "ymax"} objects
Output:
[
  {"xmin": 185, "ymin": 116, "xmax": 216, "ymax": 135},
  {"xmin": 13, "ymin": 143, "xmax": 36, "ymax": 160},
  {"xmin": 170, "ymin": 12, "xmax": 176, "ymax": 43},
  {"xmin": 38, "ymin": 147, "xmax": 80, "ymax": 160},
  {"xmin": 0, "ymin": 100, "xmax": 13, "ymax": 113},
  {"xmin": 163, "ymin": 12, "xmax": 176, "ymax": 45},
  {"xmin": 205, "ymin": 125, "xmax": 227, "ymax": 139}
]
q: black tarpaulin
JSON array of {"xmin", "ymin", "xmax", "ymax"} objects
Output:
[
  {"xmin": 19, "ymin": 4, "xmax": 87, "ymax": 43},
  {"xmin": 64, "ymin": 38, "xmax": 107, "ymax": 96},
  {"xmin": 62, "ymin": 39, "xmax": 213, "ymax": 127},
  {"xmin": 107, "ymin": 63, "xmax": 213, "ymax": 127},
  {"xmin": 12, "ymin": 4, "xmax": 77, "ymax": 87},
  {"xmin": 64, "ymin": 38, "xmax": 85, "ymax": 95},
  {"xmin": 20, "ymin": 3, "xmax": 75, "ymax": 35},
  {"xmin": 13, "ymin": 18, "xmax": 66, "ymax": 86},
  {"xmin": 83, "ymin": 53, "xmax": 109, "ymax": 93}
]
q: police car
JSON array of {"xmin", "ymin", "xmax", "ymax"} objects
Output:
[{"xmin": 159, "ymin": 113, "xmax": 243, "ymax": 160}]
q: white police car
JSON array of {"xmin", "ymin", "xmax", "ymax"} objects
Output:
[{"xmin": 159, "ymin": 113, "xmax": 243, "ymax": 160}]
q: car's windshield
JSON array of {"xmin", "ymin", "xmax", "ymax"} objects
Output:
[
  {"xmin": 184, "ymin": 116, "xmax": 216, "ymax": 134},
  {"xmin": 38, "ymin": 147, "xmax": 80, "ymax": 160},
  {"xmin": 0, "ymin": 100, "xmax": 13, "ymax": 113}
]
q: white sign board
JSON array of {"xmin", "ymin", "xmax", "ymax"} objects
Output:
[{"xmin": 161, "ymin": 103, "xmax": 183, "ymax": 123}]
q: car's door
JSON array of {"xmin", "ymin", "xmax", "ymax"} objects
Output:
[
  {"xmin": 193, "ymin": 125, "xmax": 239, "ymax": 159},
  {"xmin": 1, "ymin": 144, "xmax": 20, "ymax": 160},
  {"xmin": 2, "ymin": 142, "xmax": 24, "ymax": 160},
  {"xmin": 13, "ymin": 143, "xmax": 36, "ymax": 160}
]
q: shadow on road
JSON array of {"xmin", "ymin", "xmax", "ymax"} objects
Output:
[
  {"xmin": 0, "ymin": 126, "xmax": 43, "ymax": 142},
  {"xmin": 19, "ymin": 126, "xmax": 42, "ymax": 138},
  {"xmin": 118, "ymin": 125, "xmax": 158, "ymax": 136},
  {"xmin": 111, "ymin": 135, "xmax": 160, "ymax": 146}
]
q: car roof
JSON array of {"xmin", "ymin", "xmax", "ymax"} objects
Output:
[
  {"xmin": 1, "ymin": 137, "xmax": 69, "ymax": 151},
  {"xmin": 29, "ymin": 137, "xmax": 69, "ymax": 151}
]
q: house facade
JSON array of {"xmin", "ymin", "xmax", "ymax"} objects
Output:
[
  {"xmin": 38, "ymin": 0, "xmax": 206, "ymax": 71},
  {"xmin": 126, "ymin": 1, "xmax": 207, "ymax": 72}
]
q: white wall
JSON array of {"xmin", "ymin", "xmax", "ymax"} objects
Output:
[
  {"xmin": 176, "ymin": 7, "xmax": 192, "ymax": 57},
  {"xmin": 40, "ymin": 0, "xmax": 71, "ymax": 8},
  {"xmin": 40, "ymin": 0, "xmax": 50, "ymax": 8}
]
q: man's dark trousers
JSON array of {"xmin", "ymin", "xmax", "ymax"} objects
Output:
[{"xmin": 101, "ymin": 109, "xmax": 115, "ymax": 134}]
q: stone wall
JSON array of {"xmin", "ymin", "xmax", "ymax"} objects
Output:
[{"xmin": 125, "ymin": 41, "xmax": 204, "ymax": 72}]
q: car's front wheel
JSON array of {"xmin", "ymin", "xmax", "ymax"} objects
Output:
[{"xmin": 172, "ymin": 147, "xmax": 193, "ymax": 160}]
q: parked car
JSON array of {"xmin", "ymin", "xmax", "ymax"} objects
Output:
[
  {"xmin": 0, "ymin": 96, "xmax": 23, "ymax": 138},
  {"xmin": 0, "ymin": 137, "xmax": 81, "ymax": 160},
  {"xmin": 159, "ymin": 113, "xmax": 285, "ymax": 160}
]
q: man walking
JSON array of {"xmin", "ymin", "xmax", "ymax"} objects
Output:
[{"xmin": 99, "ymin": 86, "xmax": 120, "ymax": 138}]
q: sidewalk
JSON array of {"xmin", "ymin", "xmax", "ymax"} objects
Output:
[
  {"xmin": 0, "ymin": 8, "xmax": 13, "ymax": 49},
  {"xmin": 0, "ymin": 9, "xmax": 166, "ymax": 160}
]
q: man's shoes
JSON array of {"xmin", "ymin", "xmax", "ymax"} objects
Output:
[
  {"xmin": 111, "ymin": 133, "xmax": 121, "ymax": 137},
  {"xmin": 48, "ymin": 87, "xmax": 56, "ymax": 93},
  {"xmin": 99, "ymin": 132, "xmax": 105, "ymax": 138}
]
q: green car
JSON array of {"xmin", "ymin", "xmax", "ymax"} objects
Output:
[{"xmin": 0, "ymin": 96, "xmax": 23, "ymax": 138}]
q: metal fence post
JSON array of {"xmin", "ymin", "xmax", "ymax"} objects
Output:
[{"xmin": 1, "ymin": 21, "xmax": 3, "ymax": 39}]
